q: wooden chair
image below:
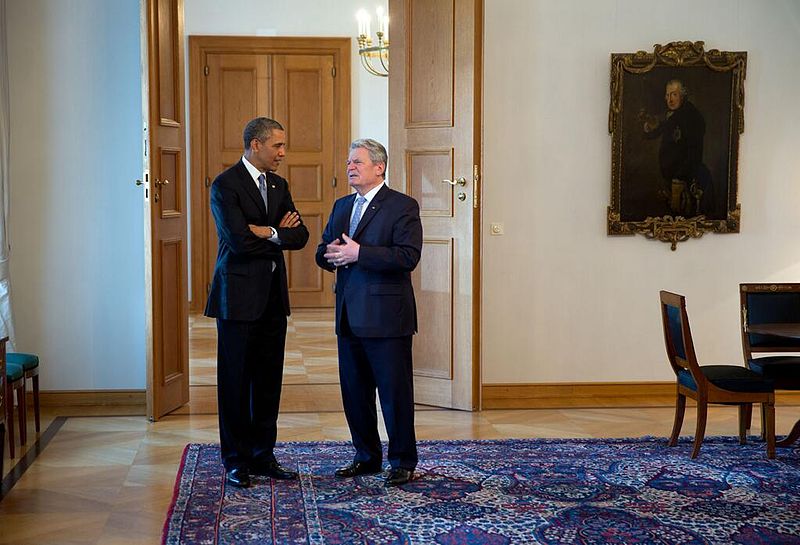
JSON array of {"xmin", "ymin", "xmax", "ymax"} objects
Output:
[
  {"xmin": 660, "ymin": 291, "xmax": 776, "ymax": 459},
  {"xmin": 5, "ymin": 360, "xmax": 26, "ymax": 458},
  {"xmin": 740, "ymin": 283, "xmax": 800, "ymax": 388},
  {"xmin": 0, "ymin": 336, "xmax": 7, "ymax": 477},
  {"xmin": 739, "ymin": 283, "xmax": 800, "ymax": 438},
  {"xmin": 8, "ymin": 353, "xmax": 40, "ymax": 433}
]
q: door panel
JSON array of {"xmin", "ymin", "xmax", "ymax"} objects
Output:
[
  {"xmin": 390, "ymin": 0, "xmax": 481, "ymax": 410},
  {"xmin": 145, "ymin": 0, "xmax": 189, "ymax": 419},
  {"xmin": 272, "ymin": 54, "xmax": 336, "ymax": 307}
]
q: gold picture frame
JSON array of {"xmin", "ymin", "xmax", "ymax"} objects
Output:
[{"xmin": 607, "ymin": 41, "xmax": 746, "ymax": 250}]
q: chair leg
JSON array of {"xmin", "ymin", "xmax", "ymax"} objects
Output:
[
  {"xmin": 760, "ymin": 403, "xmax": 767, "ymax": 441},
  {"xmin": 692, "ymin": 399, "xmax": 708, "ymax": 459},
  {"xmin": 0, "ymin": 423, "xmax": 4, "ymax": 477},
  {"xmin": 669, "ymin": 392, "xmax": 686, "ymax": 446},
  {"xmin": 738, "ymin": 404, "xmax": 750, "ymax": 445},
  {"xmin": 764, "ymin": 401, "xmax": 775, "ymax": 459},
  {"xmin": 5, "ymin": 383, "xmax": 14, "ymax": 459},
  {"xmin": 17, "ymin": 382, "xmax": 26, "ymax": 446},
  {"xmin": 32, "ymin": 374, "xmax": 40, "ymax": 433}
]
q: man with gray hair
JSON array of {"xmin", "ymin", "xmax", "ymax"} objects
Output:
[{"xmin": 316, "ymin": 138, "xmax": 422, "ymax": 487}]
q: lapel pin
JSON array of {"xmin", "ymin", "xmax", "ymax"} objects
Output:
[{"xmin": 270, "ymin": 184, "xmax": 276, "ymax": 189}]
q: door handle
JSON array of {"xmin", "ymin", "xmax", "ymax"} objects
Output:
[
  {"xmin": 154, "ymin": 178, "xmax": 170, "ymax": 187},
  {"xmin": 441, "ymin": 177, "xmax": 467, "ymax": 187}
]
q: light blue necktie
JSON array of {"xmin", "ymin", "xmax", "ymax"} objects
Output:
[
  {"xmin": 348, "ymin": 196, "xmax": 367, "ymax": 237},
  {"xmin": 257, "ymin": 173, "xmax": 269, "ymax": 211}
]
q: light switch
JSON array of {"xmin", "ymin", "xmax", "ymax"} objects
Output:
[{"xmin": 490, "ymin": 223, "xmax": 504, "ymax": 236}]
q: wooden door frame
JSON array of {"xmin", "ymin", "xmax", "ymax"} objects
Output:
[{"xmin": 188, "ymin": 36, "xmax": 351, "ymax": 312}]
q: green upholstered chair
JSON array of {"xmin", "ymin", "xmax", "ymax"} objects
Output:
[
  {"xmin": 5, "ymin": 361, "xmax": 26, "ymax": 458},
  {"xmin": 660, "ymin": 291, "xmax": 776, "ymax": 459},
  {"xmin": 8, "ymin": 353, "xmax": 40, "ymax": 433}
]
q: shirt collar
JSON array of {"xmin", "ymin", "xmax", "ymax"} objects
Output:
[
  {"xmin": 359, "ymin": 181, "xmax": 385, "ymax": 205},
  {"xmin": 242, "ymin": 155, "xmax": 264, "ymax": 187}
]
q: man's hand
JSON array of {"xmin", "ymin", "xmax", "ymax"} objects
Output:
[
  {"xmin": 248, "ymin": 224, "xmax": 274, "ymax": 239},
  {"xmin": 323, "ymin": 233, "xmax": 360, "ymax": 267},
  {"xmin": 278, "ymin": 211, "xmax": 301, "ymax": 228}
]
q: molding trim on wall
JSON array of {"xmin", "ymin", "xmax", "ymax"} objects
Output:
[
  {"xmin": 482, "ymin": 382, "xmax": 800, "ymax": 409},
  {"xmin": 37, "ymin": 390, "xmax": 146, "ymax": 411},
  {"xmin": 32, "ymin": 384, "xmax": 800, "ymax": 413}
]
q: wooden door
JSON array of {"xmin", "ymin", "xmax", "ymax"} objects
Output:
[
  {"xmin": 190, "ymin": 37, "xmax": 350, "ymax": 311},
  {"xmin": 143, "ymin": 0, "xmax": 190, "ymax": 419},
  {"xmin": 389, "ymin": 0, "xmax": 482, "ymax": 410},
  {"xmin": 202, "ymin": 53, "xmax": 272, "ymax": 301},
  {"xmin": 272, "ymin": 54, "xmax": 337, "ymax": 307}
]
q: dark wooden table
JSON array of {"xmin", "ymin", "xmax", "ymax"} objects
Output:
[{"xmin": 746, "ymin": 323, "xmax": 800, "ymax": 447}]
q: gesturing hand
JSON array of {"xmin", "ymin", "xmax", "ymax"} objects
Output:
[{"xmin": 323, "ymin": 233, "xmax": 360, "ymax": 267}]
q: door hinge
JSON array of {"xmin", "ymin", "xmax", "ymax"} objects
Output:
[
  {"xmin": 331, "ymin": 175, "xmax": 337, "ymax": 187},
  {"xmin": 204, "ymin": 65, "xmax": 209, "ymax": 76},
  {"xmin": 331, "ymin": 66, "xmax": 336, "ymax": 78},
  {"xmin": 205, "ymin": 176, "xmax": 211, "ymax": 188}
]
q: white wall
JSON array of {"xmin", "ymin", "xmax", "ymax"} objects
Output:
[
  {"xmin": 7, "ymin": 0, "xmax": 145, "ymax": 389},
  {"xmin": 5, "ymin": 0, "xmax": 389, "ymax": 391},
  {"xmin": 184, "ymin": 0, "xmax": 388, "ymax": 144},
  {"xmin": 482, "ymin": 0, "xmax": 800, "ymax": 383},
  {"xmin": 7, "ymin": 0, "xmax": 799, "ymax": 391}
]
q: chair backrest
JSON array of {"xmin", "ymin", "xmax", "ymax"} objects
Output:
[
  {"xmin": 740, "ymin": 283, "xmax": 800, "ymax": 359},
  {"xmin": 659, "ymin": 291, "xmax": 703, "ymax": 382},
  {"xmin": 0, "ymin": 336, "xmax": 6, "ymax": 428}
]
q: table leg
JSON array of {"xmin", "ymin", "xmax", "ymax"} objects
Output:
[{"xmin": 776, "ymin": 418, "xmax": 800, "ymax": 448}]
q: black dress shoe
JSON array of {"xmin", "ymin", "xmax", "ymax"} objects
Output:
[
  {"xmin": 335, "ymin": 461, "xmax": 383, "ymax": 478},
  {"xmin": 226, "ymin": 467, "xmax": 251, "ymax": 488},
  {"xmin": 385, "ymin": 468, "xmax": 413, "ymax": 487},
  {"xmin": 251, "ymin": 460, "xmax": 298, "ymax": 480}
]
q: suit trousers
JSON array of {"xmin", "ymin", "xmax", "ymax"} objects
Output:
[
  {"xmin": 337, "ymin": 311, "xmax": 417, "ymax": 470},
  {"xmin": 216, "ymin": 272, "xmax": 287, "ymax": 471}
]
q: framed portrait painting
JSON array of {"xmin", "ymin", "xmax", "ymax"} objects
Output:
[{"xmin": 607, "ymin": 41, "xmax": 746, "ymax": 250}]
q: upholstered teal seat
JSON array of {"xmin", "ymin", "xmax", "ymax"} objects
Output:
[
  {"xmin": 6, "ymin": 362, "xmax": 23, "ymax": 382},
  {"xmin": 660, "ymin": 291, "xmax": 775, "ymax": 459},
  {"xmin": 8, "ymin": 352, "xmax": 38, "ymax": 372},
  {"xmin": 8, "ymin": 352, "xmax": 40, "ymax": 434}
]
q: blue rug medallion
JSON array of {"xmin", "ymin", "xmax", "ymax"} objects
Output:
[{"xmin": 163, "ymin": 437, "xmax": 800, "ymax": 544}]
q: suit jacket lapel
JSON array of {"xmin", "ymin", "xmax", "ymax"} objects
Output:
[
  {"xmin": 236, "ymin": 161, "xmax": 267, "ymax": 217},
  {"xmin": 335, "ymin": 194, "xmax": 357, "ymax": 239},
  {"xmin": 351, "ymin": 185, "xmax": 387, "ymax": 239}
]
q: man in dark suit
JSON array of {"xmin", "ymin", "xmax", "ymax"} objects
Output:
[
  {"xmin": 205, "ymin": 117, "xmax": 309, "ymax": 488},
  {"xmin": 316, "ymin": 138, "xmax": 422, "ymax": 487}
]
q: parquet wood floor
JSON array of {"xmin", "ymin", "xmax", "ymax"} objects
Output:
[{"xmin": 1, "ymin": 310, "xmax": 799, "ymax": 543}]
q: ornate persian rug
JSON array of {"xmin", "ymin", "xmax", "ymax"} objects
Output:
[{"xmin": 163, "ymin": 437, "xmax": 800, "ymax": 544}]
